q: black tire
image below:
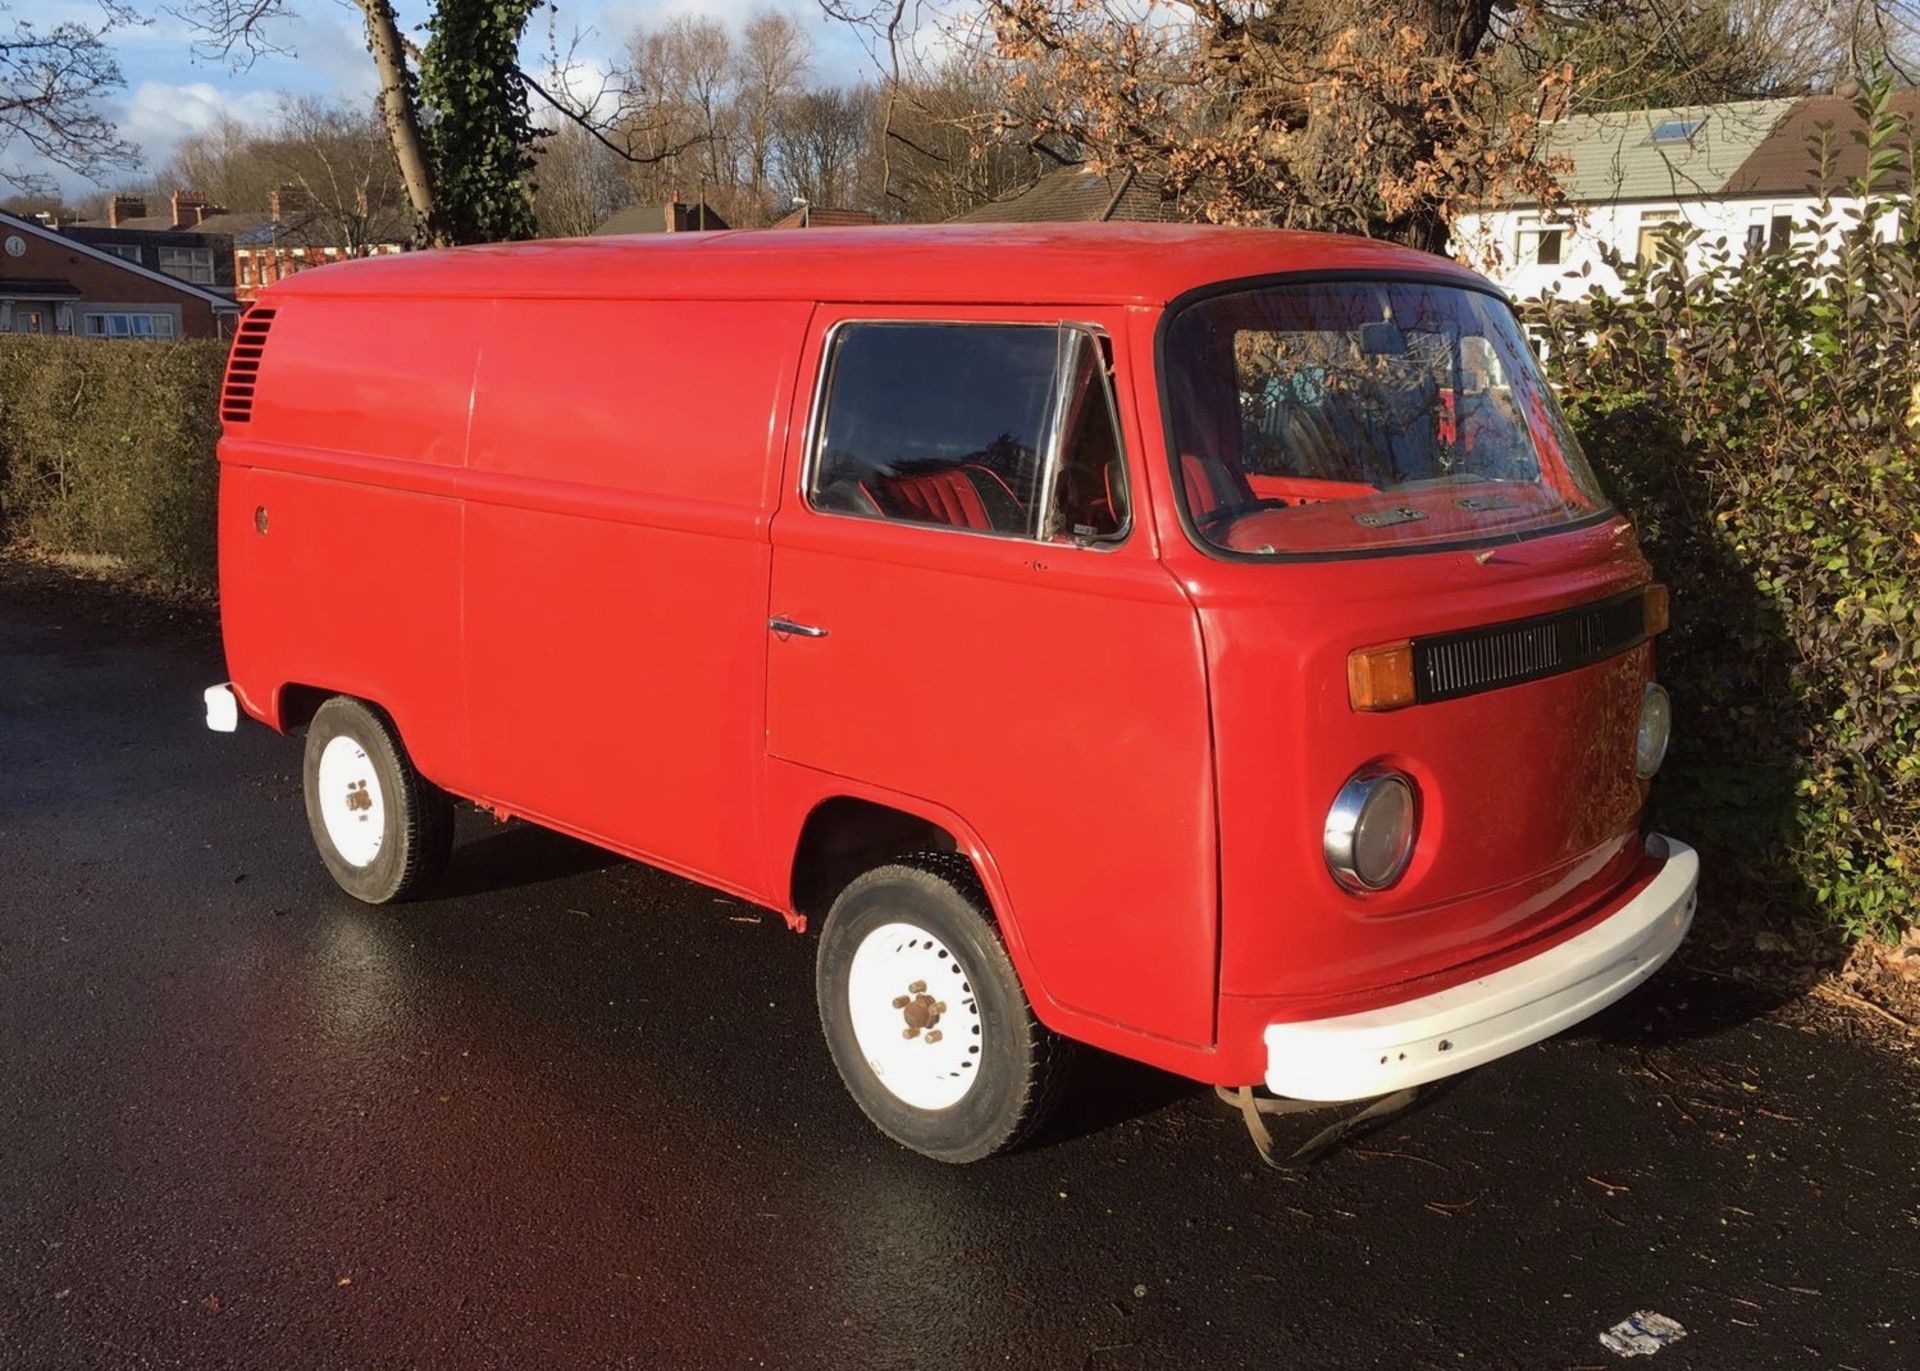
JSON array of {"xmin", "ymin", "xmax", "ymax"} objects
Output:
[
  {"xmin": 816, "ymin": 852, "xmax": 1073, "ymax": 1163},
  {"xmin": 301, "ymin": 696, "xmax": 454, "ymax": 904}
]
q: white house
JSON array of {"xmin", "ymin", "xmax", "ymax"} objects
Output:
[{"xmin": 1451, "ymin": 93, "xmax": 1919, "ymax": 301}]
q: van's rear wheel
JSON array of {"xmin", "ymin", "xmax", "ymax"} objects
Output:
[
  {"xmin": 301, "ymin": 696, "xmax": 453, "ymax": 904},
  {"xmin": 816, "ymin": 853, "xmax": 1072, "ymax": 1163}
]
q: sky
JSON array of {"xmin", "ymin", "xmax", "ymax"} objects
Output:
[{"xmin": 14, "ymin": 0, "xmax": 877, "ymax": 204}]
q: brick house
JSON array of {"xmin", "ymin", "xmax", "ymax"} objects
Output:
[
  {"xmin": 220, "ymin": 186, "xmax": 412, "ymax": 303},
  {"xmin": 57, "ymin": 190, "xmax": 239, "ymax": 293},
  {"xmin": 0, "ymin": 208, "xmax": 241, "ymax": 339}
]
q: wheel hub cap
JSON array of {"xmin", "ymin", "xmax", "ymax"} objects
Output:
[
  {"xmin": 846, "ymin": 922, "xmax": 982, "ymax": 1110},
  {"xmin": 316, "ymin": 734, "xmax": 386, "ymax": 869}
]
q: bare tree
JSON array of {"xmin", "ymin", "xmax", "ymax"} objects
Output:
[
  {"xmin": 155, "ymin": 113, "xmax": 278, "ymax": 209},
  {"xmin": 0, "ymin": 2, "xmax": 139, "ymax": 192},
  {"xmin": 775, "ymin": 84, "xmax": 870, "ymax": 208},
  {"xmin": 657, "ymin": 15, "xmax": 737, "ymax": 188},
  {"xmin": 735, "ymin": 11, "xmax": 812, "ymax": 208},
  {"xmin": 1505, "ymin": 0, "xmax": 1920, "ymax": 110},
  {"xmin": 0, "ymin": 188, "xmax": 83, "ymax": 218},
  {"xmin": 863, "ymin": 55, "xmax": 1042, "ymax": 221},
  {"xmin": 532, "ymin": 118, "xmax": 630, "ymax": 236},
  {"xmin": 179, "ymin": 0, "xmax": 435, "ymax": 226},
  {"xmin": 262, "ymin": 96, "xmax": 404, "ymax": 250},
  {"xmin": 612, "ymin": 27, "xmax": 702, "ymax": 205},
  {"xmin": 151, "ymin": 97, "xmax": 401, "ymax": 250}
]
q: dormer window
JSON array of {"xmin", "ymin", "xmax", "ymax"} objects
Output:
[{"xmin": 1648, "ymin": 118, "xmax": 1704, "ymax": 145}]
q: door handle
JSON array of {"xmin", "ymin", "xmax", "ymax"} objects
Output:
[{"xmin": 769, "ymin": 616, "xmax": 829, "ymax": 639}]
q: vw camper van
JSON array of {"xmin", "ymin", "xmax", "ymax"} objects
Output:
[{"xmin": 206, "ymin": 225, "xmax": 1697, "ymax": 1162}]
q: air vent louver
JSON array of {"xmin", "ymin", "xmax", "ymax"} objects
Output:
[
  {"xmin": 220, "ymin": 307, "xmax": 276, "ymax": 423},
  {"xmin": 1413, "ymin": 590, "xmax": 1651, "ymax": 704}
]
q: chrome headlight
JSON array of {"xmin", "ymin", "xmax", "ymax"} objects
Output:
[
  {"xmin": 1636, "ymin": 682, "xmax": 1672, "ymax": 779},
  {"xmin": 1324, "ymin": 768, "xmax": 1418, "ymax": 892}
]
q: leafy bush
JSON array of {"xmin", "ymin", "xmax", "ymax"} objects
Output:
[
  {"xmin": 1524, "ymin": 78, "xmax": 1918, "ymax": 940},
  {"xmin": 0, "ymin": 335, "xmax": 226, "ymax": 589}
]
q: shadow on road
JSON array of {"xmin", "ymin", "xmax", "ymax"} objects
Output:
[
  {"xmin": 429, "ymin": 816, "xmax": 629, "ymax": 898},
  {"xmin": 1033, "ymin": 1048, "xmax": 1207, "ymax": 1148},
  {"xmin": 1571, "ymin": 964, "xmax": 1802, "ymax": 1050}
]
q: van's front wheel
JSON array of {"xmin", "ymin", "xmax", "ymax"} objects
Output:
[
  {"xmin": 301, "ymin": 696, "xmax": 453, "ymax": 904},
  {"xmin": 816, "ymin": 854, "xmax": 1072, "ymax": 1163}
]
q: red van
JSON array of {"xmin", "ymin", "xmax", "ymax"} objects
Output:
[{"xmin": 205, "ymin": 224, "xmax": 1696, "ymax": 1162}]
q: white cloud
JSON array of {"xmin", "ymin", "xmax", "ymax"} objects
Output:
[
  {"xmin": 119, "ymin": 78, "xmax": 282, "ymax": 159},
  {"xmin": 4, "ymin": 79, "xmax": 282, "ymax": 200},
  {"xmin": 276, "ymin": 15, "xmax": 383, "ymax": 103}
]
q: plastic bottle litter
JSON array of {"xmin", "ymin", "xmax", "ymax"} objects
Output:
[{"xmin": 1600, "ymin": 1311, "xmax": 1688, "ymax": 1357}]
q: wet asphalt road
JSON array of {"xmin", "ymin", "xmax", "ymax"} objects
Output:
[{"xmin": 1, "ymin": 575, "xmax": 1917, "ymax": 1371}]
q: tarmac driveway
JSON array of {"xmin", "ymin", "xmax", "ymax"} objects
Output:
[{"xmin": 1, "ymin": 569, "xmax": 1915, "ymax": 1370}]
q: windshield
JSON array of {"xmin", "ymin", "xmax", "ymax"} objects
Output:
[{"xmin": 1161, "ymin": 280, "xmax": 1608, "ymax": 557}]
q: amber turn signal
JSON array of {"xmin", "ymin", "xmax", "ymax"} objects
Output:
[
  {"xmin": 1644, "ymin": 582, "xmax": 1670, "ymax": 636},
  {"xmin": 1348, "ymin": 641, "xmax": 1416, "ymax": 712}
]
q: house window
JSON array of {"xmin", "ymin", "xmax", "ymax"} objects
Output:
[
  {"xmin": 1514, "ymin": 216, "xmax": 1564, "ymax": 267},
  {"xmin": 1636, "ymin": 210, "xmax": 1683, "ymax": 264},
  {"xmin": 158, "ymin": 246, "xmax": 215, "ymax": 284},
  {"xmin": 1768, "ymin": 212, "xmax": 1795, "ymax": 255},
  {"xmin": 84, "ymin": 312, "xmax": 176, "ymax": 340},
  {"xmin": 1648, "ymin": 118, "xmax": 1704, "ymax": 145},
  {"xmin": 105, "ymin": 244, "xmax": 143, "ymax": 263}
]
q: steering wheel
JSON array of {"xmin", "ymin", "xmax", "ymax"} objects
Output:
[{"xmin": 1197, "ymin": 497, "xmax": 1294, "ymax": 539}]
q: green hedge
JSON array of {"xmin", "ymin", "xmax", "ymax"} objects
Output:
[
  {"xmin": 0, "ymin": 334, "xmax": 226, "ymax": 589},
  {"xmin": 1524, "ymin": 78, "xmax": 1918, "ymax": 941}
]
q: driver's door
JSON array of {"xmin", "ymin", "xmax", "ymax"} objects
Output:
[{"xmin": 764, "ymin": 305, "xmax": 1221, "ymax": 1047}]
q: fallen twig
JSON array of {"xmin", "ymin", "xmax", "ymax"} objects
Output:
[
  {"xmin": 1811, "ymin": 982, "xmax": 1919, "ymax": 1037},
  {"xmin": 1351, "ymin": 1147, "xmax": 1445, "ymax": 1170}
]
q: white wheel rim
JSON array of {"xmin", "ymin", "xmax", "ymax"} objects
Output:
[
  {"xmin": 846, "ymin": 921, "xmax": 983, "ymax": 1111},
  {"xmin": 316, "ymin": 734, "xmax": 387, "ymax": 868}
]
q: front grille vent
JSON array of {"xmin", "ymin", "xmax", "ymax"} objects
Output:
[
  {"xmin": 1413, "ymin": 590, "xmax": 1650, "ymax": 703},
  {"xmin": 220, "ymin": 307, "xmax": 276, "ymax": 423}
]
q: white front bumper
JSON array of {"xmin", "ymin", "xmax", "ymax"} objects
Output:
[{"xmin": 1263, "ymin": 835, "xmax": 1698, "ymax": 1101}]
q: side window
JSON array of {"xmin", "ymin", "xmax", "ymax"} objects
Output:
[
  {"xmin": 1043, "ymin": 330, "xmax": 1128, "ymax": 541},
  {"xmin": 809, "ymin": 322, "xmax": 1129, "ymax": 543}
]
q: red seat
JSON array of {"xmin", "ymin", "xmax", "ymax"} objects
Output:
[
  {"xmin": 869, "ymin": 465, "xmax": 1026, "ymax": 533},
  {"xmin": 1181, "ymin": 452, "xmax": 1254, "ymax": 517}
]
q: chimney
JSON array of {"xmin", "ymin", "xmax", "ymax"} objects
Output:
[
  {"xmin": 269, "ymin": 183, "xmax": 314, "ymax": 223},
  {"xmin": 171, "ymin": 189, "xmax": 209, "ymax": 229},
  {"xmin": 108, "ymin": 195, "xmax": 146, "ymax": 228}
]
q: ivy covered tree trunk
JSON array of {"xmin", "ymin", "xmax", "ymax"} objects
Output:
[{"xmin": 418, "ymin": 0, "xmax": 542, "ymax": 245}]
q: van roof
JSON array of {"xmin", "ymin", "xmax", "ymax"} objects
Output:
[{"xmin": 262, "ymin": 222, "xmax": 1484, "ymax": 308}]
